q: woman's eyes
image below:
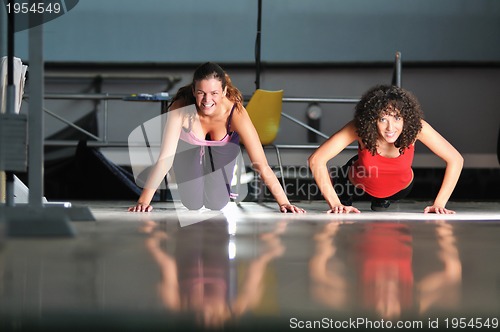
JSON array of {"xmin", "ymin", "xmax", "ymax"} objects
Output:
[
  {"xmin": 379, "ymin": 116, "xmax": 402, "ymax": 122},
  {"xmin": 196, "ymin": 91, "xmax": 219, "ymax": 96}
]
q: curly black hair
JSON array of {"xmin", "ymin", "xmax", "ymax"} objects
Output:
[{"xmin": 354, "ymin": 85, "xmax": 424, "ymax": 155}]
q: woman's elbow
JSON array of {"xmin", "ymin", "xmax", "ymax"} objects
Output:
[
  {"xmin": 308, "ymin": 152, "xmax": 325, "ymax": 170},
  {"xmin": 451, "ymin": 151, "xmax": 464, "ymax": 170},
  {"xmin": 457, "ymin": 153, "xmax": 464, "ymax": 169},
  {"xmin": 308, "ymin": 153, "xmax": 318, "ymax": 169}
]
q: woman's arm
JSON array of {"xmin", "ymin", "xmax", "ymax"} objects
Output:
[
  {"xmin": 232, "ymin": 107, "xmax": 305, "ymax": 213},
  {"xmin": 308, "ymin": 121, "xmax": 360, "ymax": 213},
  {"xmin": 129, "ymin": 104, "xmax": 185, "ymax": 212},
  {"xmin": 144, "ymin": 230, "xmax": 181, "ymax": 310},
  {"xmin": 417, "ymin": 120, "xmax": 464, "ymax": 214}
]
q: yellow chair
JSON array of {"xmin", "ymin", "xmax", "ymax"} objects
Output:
[{"xmin": 245, "ymin": 89, "xmax": 286, "ymax": 188}]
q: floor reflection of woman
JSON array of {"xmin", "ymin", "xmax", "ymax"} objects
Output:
[
  {"xmin": 309, "ymin": 221, "xmax": 461, "ymax": 320},
  {"xmin": 355, "ymin": 223, "xmax": 414, "ymax": 319},
  {"xmin": 143, "ymin": 217, "xmax": 286, "ymax": 328}
]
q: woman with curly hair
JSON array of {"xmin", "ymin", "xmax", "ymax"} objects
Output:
[
  {"xmin": 129, "ymin": 62, "xmax": 305, "ymax": 213},
  {"xmin": 308, "ymin": 85, "xmax": 463, "ymax": 214}
]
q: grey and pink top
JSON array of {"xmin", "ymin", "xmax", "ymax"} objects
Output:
[{"xmin": 178, "ymin": 104, "xmax": 240, "ymax": 164}]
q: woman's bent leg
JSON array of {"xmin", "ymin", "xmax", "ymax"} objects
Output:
[
  {"xmin": 203, "ymin": 144, "xmax": 239, "ymax": 210},
  {"xmin": 172, "ymin": 146, "xmax": 204, "ymax": 210}
]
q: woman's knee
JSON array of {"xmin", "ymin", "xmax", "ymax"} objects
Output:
[
  {"xmin": 182, "ymin": 200, "xmax": 204, "ymax": 210},
  {"xmin": 178, "ymin": 188, "xmax": 204, "ymax": 210},
  {"xmin": 204, "ymin": 197, "xmax": 230, "ymax": 210}
]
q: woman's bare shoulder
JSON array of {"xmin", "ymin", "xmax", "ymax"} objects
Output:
[{"xmin": 169, "ymin": 99, "xmax": 189, "ymax": 111}]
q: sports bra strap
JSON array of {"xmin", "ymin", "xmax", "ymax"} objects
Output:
[{"xmin": 226, "ymin": 104, "xmax": 237, "ymax": 133}]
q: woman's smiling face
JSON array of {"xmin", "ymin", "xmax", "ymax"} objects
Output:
[
  {"xmin": 193, "ymin": 78, "xmax": 226, "ymax": 116},
  {"xmin": 377, "ymin": 107, "xmax": 404, "ymax": 144}
]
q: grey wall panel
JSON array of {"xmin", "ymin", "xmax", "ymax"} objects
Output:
[{"xmin": 4, "ymin": 0, "xmax": 500, "ymax": 63}]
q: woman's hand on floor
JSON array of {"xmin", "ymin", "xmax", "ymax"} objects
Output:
[
  {"xmin": 280, "ymin": 203, "xmax": 307, "ymax": 213},
  {"xmin": 327, "ymin": 204, "xmax": 360, "ymax": 214},
  {"xmin": 128, "ymin": 203, "xmax": 153, "ymax": 212},
  {"xmin": 424, "ymin": 205, "xmax": 456, "ymax": 214}
]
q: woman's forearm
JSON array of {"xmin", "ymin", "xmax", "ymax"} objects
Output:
[
  {"xmin": 139, "ymin": 157, "xmax": 173, "ymax": 205},
  {"xmin": 433, "ymin": 157, "xmax": 464, "ymax": 207},
  {"xmin": 257, "ymin": 165, "xmax": 290, "ymax": 206},
  {"xmin": 308, "ymin": 157, "xmax": 341, "ymax": 209},
  {"xmin": 137, "ymin": 188, "xmax": 157, "ymax": 206}
]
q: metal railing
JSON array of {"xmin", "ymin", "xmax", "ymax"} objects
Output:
[
  {"xmin": 23, "ymin": 93, "xmax": 128, "ymax": 146},
  {"xmin": 23, "ymin": 52, "xmax": 401, "ymax": 149}
]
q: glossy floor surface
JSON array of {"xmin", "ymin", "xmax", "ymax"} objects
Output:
[{"xmin": 1, "ymin": 200, "xmax": 500, "ymax": 331}]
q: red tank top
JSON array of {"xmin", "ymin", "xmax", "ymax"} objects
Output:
[{"xmin": 350, "ymin": 145, "xmax": 414, "ymax": 198}]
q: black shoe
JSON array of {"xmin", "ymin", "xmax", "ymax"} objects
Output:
[
  {"xmin": 371, "ymin": 199, "xmax": 391, "ymax": 211},
  {"xmin": 340, "ymin": 195, "xmax": 353, "ymax": 206}
]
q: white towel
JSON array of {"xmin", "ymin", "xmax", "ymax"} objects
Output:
[
  {"xmin": 0, "ymin": 56, "xmax": 28, "ymax": 114},
  {"xmin": 1, "ymin": 56, "xmax": 28, "ymax": 203}
]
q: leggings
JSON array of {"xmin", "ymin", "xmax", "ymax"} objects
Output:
[
  {"xmin": 172, "ymin": 140, "xmax": 240, "ymax": 210},
  {"xmin": 332, "ymin": 155, "xmax": 414, "ymax": 205}
]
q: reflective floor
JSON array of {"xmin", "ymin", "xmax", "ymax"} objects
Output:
[{"xmin": 1, "ymin": 200, "xmax": 500, "ymax": 331}]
